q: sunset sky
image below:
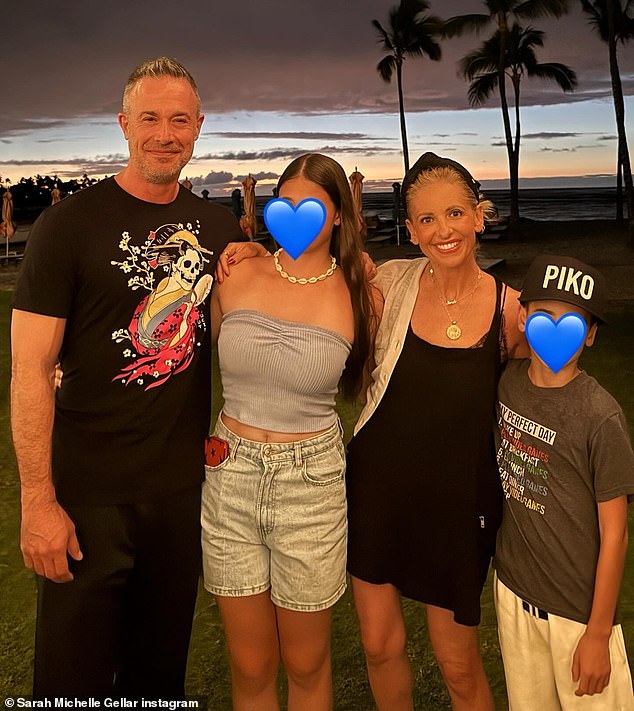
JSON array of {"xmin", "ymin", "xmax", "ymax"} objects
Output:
[{"xmin": 2, "ymin": 0, "xmax": 633, "ymax": 195}]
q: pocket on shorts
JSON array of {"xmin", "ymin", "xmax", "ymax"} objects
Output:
[
  {"xmin": 204, "ymin": 457, "xmax": 231, "ymax": 475},
  {"xmin": 301, "ymin": 441, "xmax": 346, "ymax": 487}
]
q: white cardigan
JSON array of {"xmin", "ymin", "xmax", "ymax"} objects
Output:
[{"xmin": 355, "ymin": 257, "xmax": 429, "ymax": 436}]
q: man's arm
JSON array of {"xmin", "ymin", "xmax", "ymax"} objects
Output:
[
  {"xmin": 11, "ymin": 309, "xmax": 82, "ymax": 583},
  {"xmin": 571, "ymin": 495, "xmax": 628, "ymax": 696}
]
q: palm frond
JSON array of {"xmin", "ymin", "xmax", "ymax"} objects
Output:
[
  {"xmin": 459, "ymin": 48, "xmax": 498, "ymax": 80},
  {"xmin": 380, "ymin": 4, "xmax": 444, "ymax": 62},
  {"xmin": 442, "ymin": 13, "xmax": 491, "ymax": 38},
  {"xmin": 396, "ymin": 0, "xmax": 433, "ymax": 24},
  {"xmin": 517, "ymin": 25, "xmax": 544, "ymax": 49},
  {"xmin": 458, "ymin": 18, "xmax": 577, "ymax": 100},
  {"xmin": 617, "ymin": 0, "xmax": 634, "ymax": 42},
  {"xmin": 579, "ymin": 0, "xmax": 634, "ymax": 44},
  {"xmin": 371, "ymin": 19, "xmax": 394, "ymax": 51},
  {"xmin": 581, "ymin": 0, "xmax": 609, "ymax": 41},
  {"xmin": 377, "ymin": 55, "xmax": 397, "ymax": 83},
  {"xmin": 527, "ymin": 62, "xmax": 577, "ymax": 91},
  {"xmin": 467, "ymin": 72, "xmax": 500, "ymax": 106},
  {"xmin": 514, "ymin": 0, "xmax": 570, "ymax": 20},
  {"xmin": 410, "ymin": 19, "xmax": 443, "ymax": 60}
]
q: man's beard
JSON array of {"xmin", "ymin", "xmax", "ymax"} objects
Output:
[{"xmin": 135, "ymin": 148, "xmax": 192, "ymax": 184}]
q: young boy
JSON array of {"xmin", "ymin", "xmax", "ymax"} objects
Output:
[{"xmin": 494, "ymin": 254, "xmax": 634, "ymax": 710}]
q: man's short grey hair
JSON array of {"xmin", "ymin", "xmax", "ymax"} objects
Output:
[{"xmin": 122, "ymin": 57, "xmax": 201, "ymax": 115}]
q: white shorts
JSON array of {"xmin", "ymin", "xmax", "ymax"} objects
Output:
[{"xmin": 494, "ymin": 573, "xmax": 634, "ymax": 710}]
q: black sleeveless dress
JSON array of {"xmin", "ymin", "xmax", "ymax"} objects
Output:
[{"xmin": 346, "ymin": 279, "xmax": 505, "ymax": 626}]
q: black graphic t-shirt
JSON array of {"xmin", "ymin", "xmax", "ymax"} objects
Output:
[
  {"xmin": 13, "ymin": 177, "xmax": 243, "ymax": 505},
  {"xmin": 494, "ymin": 359, "xmax": 634, "ymax": 623}
]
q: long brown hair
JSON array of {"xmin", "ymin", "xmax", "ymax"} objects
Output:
[{"xmin": 277, "ymin": 153, "xmax": 375, "ymax": 400}]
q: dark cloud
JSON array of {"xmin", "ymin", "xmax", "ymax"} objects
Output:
[
  {"xmin": 187, "ymin": 170, "xmax": 284, "ymax": 198},
  {"xmin": 431, "ymin": 132, "xmax": 478, "ymax": 137},
  {"xmin": 0, "ymin": 154, "xmax": 128, "ymax": 177},
  {"xmin": 193, "ymin": 145, "xmax": 394, "ymax": 162},
  {"xmin": 0, "ymin": 154, "xmax": 127, "ymax": 167},
  {"xmin": 189, "ymin": 171, "xmax": 234, "ymax": 186},
  {"xmin": 204, "ymin": 132, "xmax": 382, "ymax": 140},
  {"xmin": 235, "ymin": 172, "xmax": 279, "ymax": 181},
  {"xmin": 2, "ymin": 0, "xmax": 631, "ymax": 138},
  {"xmin": 418, "ymin": 140, "xmax": 478, "ymax": 147},
  {"xmin": 63, "ymin": 167, "xmax": 122, "ymax": 178},
  {"xmin": 540, "ymin": 147, "xmax": 576, "ymax": 152},
  {"xmin": 0, "ymin": 118, "xmax": 74, "ymax": 137},
  {"xmin": 523, "ymin": 132, "xmax": 582, "ymax": 139}
]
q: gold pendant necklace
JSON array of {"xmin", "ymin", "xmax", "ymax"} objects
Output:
[
  {"xmin": 429, "ymin": 265, "xmax": 482, "ymax": 340},
  {"xmin": 273, "ymin": 249, "xmax": 337, "ymax": 285},
  {"xmin": 446, "ymin": 323, "xmax": 462, "ymax": 340}
]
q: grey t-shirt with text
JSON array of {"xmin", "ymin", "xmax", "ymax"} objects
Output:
[{"xmin": 494, "ymin": 359, "xmax": 634, "ymax": 624}]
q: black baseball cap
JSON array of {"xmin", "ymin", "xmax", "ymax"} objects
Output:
[
  {"xmin": 401, "ymin": 152, "xmax": 481, "ymax": 209},
  {"xmin": 519, "ymin": 254, "xmax": 608, "ymax": 324}
]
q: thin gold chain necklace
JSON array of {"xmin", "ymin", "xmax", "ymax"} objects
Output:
[
  {"xmin": 429, "ymin": 265, "xmax": 482, "ymax": 340},
  {"xmin": 273, "ymin": 248, "xmax": 337, "ymax": 285}
]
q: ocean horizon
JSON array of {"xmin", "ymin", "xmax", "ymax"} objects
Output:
[{"xmin": 214, "ymin": 186, "xmax": 624, "ymax": 223}]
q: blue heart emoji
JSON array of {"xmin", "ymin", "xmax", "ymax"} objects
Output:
[
  {"xmin": 525, "ymin": 312, "xmax": 587, "ymax": 373},
  {"xmin": 263, "ymin": 198, "xmax": 327, "ymax": 259}
]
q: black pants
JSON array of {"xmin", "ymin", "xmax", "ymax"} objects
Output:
[{"xmin": 33, "ymin": 485, "xmax": 202, "ymax": 699}]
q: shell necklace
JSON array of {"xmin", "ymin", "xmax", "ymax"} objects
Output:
[
  {"xmin": 273, "ymin": 248, "xmax": 337, "ymax": 285},
  {"xmin": 429, "ymin": 265, "xmax": 482, "ymax": 340}
]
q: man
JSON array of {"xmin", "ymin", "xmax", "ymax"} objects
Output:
[{"xmin": 10, "ymin": 57, "xmax": 250, "ymax": 698}]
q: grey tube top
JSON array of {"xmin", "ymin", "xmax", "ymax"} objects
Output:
[{"xmin": 217, "ymin": 309, "xmax": 352, "ymax": 432}]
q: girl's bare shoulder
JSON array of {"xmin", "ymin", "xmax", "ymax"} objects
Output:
[{"xmin": 218, "ymin": 254, "xmax": 274, "ymax": 290}]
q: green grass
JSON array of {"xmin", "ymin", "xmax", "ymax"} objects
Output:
[{"xmin": 1, "ymin": 290, "xmax": 633, "ymax": 709}]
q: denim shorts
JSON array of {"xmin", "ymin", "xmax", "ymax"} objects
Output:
[{"xmin": 201, "ymin": 414, "xmax": 348, "ymax": 612}]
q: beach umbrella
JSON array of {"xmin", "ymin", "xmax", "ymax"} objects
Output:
[
  {"xmin": 349, "ymin": 168, "xmax": 366, "ymax": 238},
  {"xmin": 51, "ymin": 184, "xmax": 62, "ymax": 205},
  {"xmin": 392, "ymin": 182, "xmax": 402, "ymax": 246},
  {"xmin": 231, "ymin": 188, "xmax": 242, "ymax": 221},
  {"xmin": 181, "ymin": 176, "xmax": 193, "ymax": 191},
  {"xmin": 240, "ymin": 174, "xmax": 257, "ymax": 240},
  {"xmin": 2, "ymin": 186, "xmax": 15, "ymax": 260}
]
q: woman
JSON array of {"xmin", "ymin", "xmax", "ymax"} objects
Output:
[
  {"xmin": 202, "ymin": 153, "xmax": 375, "ymax": 711},
  {"xmin": 346, "ymin": 152, "xmax": 526, "ymax": 711}
]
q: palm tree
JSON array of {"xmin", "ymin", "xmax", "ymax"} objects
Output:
[
  {"xmin": 444, "ymin": 0, "xmax": 570, "ymax": 227},
  {"xmin": 372, "ymin": 0, "xmax": 443, "ymax": 173},
  {"xmin": 460, "ymin": 25, "xmax": 576, "ymax": 222},
  {"xmin": 580, "ymin": 0, "xmax": 634, "ymax": 239}
]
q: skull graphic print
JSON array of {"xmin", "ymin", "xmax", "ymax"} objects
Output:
[{"xmin": 111, "ymin": 222, "xmax": 214, "ymax": 390}]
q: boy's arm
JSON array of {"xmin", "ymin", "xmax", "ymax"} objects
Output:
[{"xmin": 571, "ymin": 495, "xmax": 628, "ymax": 696}]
